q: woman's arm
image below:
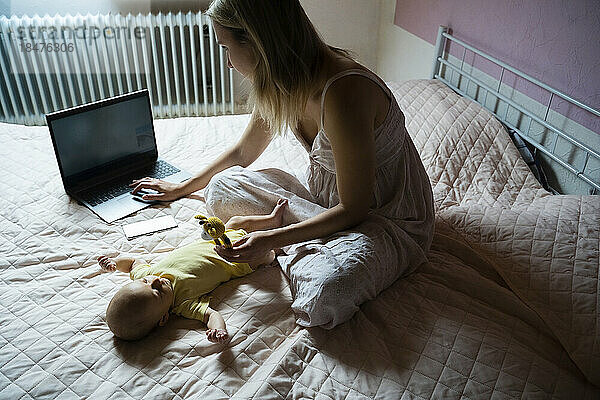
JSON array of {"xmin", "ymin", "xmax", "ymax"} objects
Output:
[
  {"xmin": 216, "ymin": 78, "xmax": 378, "ymax": 263},
  {"xmin": 268, "ymin": 78, "xmax": 377, "ymax": 248},
  {"xmin": 131, "ymin": 110, "xmax": 273, "ymax": 200}
]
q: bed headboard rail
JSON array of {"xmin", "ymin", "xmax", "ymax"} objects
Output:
[{"xmin": 431, "ymin": 26, "xmax": 600, "ymax": 194}]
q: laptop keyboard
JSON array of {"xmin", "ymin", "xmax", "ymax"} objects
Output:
[{"xmin": 80, "ymin": 160, "xmax": 180, "ymax": 206}]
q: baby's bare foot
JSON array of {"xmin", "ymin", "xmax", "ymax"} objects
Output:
[
  {"xmin": 206, "ymin": 328, "xmax": 229, "ymax": 343},
  {"xmin": 269, "ymin": 198, "xmax": 288, "ymax": 228}
]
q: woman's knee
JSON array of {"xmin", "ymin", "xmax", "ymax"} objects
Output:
[
  {"xmin": 293, "ymin": 271, "xmax": 361, "ymax": 329},
  {"xmin": 204, "ymin": 166, "xmax": 273, "ymax": 220},
  {"xmin": 204, "ymin": 166, "xmax": 244, "ymax": 219},
  {"xmin": 205, "ymin": 166, "xmax": 242, "ymax": 199}
]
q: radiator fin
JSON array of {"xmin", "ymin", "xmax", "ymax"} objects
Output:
[{"xmin": 0, "ymin": 11, "xmax": 235, "ymax": 125}]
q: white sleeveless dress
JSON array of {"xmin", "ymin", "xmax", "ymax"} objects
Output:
[{"xmin": 204, "ymin": 69, "xmax": 434, "ymax": 329}]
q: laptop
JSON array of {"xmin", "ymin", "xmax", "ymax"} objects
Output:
[{"xmin": 46, "ymin": 89, "xmax": 192, "ymax": 223}]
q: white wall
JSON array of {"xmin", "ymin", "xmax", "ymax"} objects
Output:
[
  {"xmin": 3, "ymin": 0, "xmax": 428, "ymax": 82},
  {"xmin": 4, "ymin": 0, "xmax": 440, "ymax": 84},
  {"xmin": 301, "ymin": 0, "xmax": 380, "ymax": 71},
  {"xmin": 5, "ymin": 0, "xmax": 382, "ymax": 73},
  {"xmin": 375, "ymin": 0, "xmax": 433, "ymax": 83}
]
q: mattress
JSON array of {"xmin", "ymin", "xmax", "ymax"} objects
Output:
[{"xmin": 1, "ymin": 79, "xmax": 598, "ymax": 399}]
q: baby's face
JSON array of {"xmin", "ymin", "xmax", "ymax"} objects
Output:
[{"xmin": 129, "ymin": 275, "xmax": 174, "ymax": 319}]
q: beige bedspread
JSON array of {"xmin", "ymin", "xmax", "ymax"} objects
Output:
[
  {"xmin": 0, "ymin": 79, "xmax": 598, "ymax": 399},
  {"xmin": 392, "ymin": 80, "xmax": 600, "ymax": 388}
]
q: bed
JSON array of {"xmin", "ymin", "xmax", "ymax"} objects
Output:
[{"xmin": 1, "ymin": 29, "xmax": 599, "ymax": 399}]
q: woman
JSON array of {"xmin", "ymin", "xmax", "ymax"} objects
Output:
[{"xmin": 130, "ymin": 0, "xmax": 434, "ymax": 329}]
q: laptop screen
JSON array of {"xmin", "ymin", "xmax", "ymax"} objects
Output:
[{"xmin": 48, "ymin": 91, "xmax": 156, "ymax": 186}]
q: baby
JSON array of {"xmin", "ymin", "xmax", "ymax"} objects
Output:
[{"xmin": 99, "ymin": 198, "xmax": 288, "ymax": 343}]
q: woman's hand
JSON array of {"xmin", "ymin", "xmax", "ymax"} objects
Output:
[
  {"xmin": 129, "ymin": 177, "xmax": 185, "ymax": 201},
  {"xmin": 214, "ymin": 231, "xmax": 274, "ymax": 264}
]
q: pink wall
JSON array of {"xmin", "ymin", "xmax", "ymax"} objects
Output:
[{"xmin": 394, "ymin": 0, "xmax": 599, "ymax": 134}]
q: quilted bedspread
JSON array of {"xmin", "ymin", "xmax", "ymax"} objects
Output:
[{"xmin": 1, "ymin": 79, "xmax": 599, "ymax": 399}]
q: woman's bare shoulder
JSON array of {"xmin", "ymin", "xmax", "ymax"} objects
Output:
[{"xmin": 322, "ymin": 67, "xmax": 389, "ymax": 130}]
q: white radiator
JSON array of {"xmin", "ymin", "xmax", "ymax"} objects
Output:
[{"xmin": 0, "ymin": 11, "xmax": 235, "ymax": 125}]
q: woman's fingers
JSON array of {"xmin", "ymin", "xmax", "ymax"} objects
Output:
[
  {"xmin": 130, "ymin": 177, "xmax": 163, "ymax": 195},
  {"xmin": 214, "ymin": 232, "xmax": 272, "ymax": 263},
  {"xmin": 214, "ymin": 245, "xmax": 242, "ymax": 258},
  {"xmin": 214, "ymin": 246, "xmax": 261, "ymax": 263},
  {"xmin": 139, "ymin": 192, "xmax": 165, "ymax": 201},
  {"xmin": 214, "ymin": 246, "xmax": 234, "ymax": 259},
  {"xmin": 232, "ymin": 237, "xmax": 248, "ymax": 247},
  {"xmin": 214, "ymin": 247, "xmax": 240, "ymax": 261},
  {"xmin": 129, "ymin": 177, "xmax": 152, "ymax": 187},
  {"xmin": 130, "ymin": 181, "xmax": 159, "ymax": 196},
  {"xmin": 129, "ymin": 179, "xmax": 181, "ymax": 201}
]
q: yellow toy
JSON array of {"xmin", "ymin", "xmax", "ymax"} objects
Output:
[{"xmin": 194, "ymin": 214, "xmax": 233, "ymax": 249}]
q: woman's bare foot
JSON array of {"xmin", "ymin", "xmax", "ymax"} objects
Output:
[
  {"xmin": 249, "ymin": 249, "xmax": 276, "ymax": 271},
  {"xmin": 206, "ymin": 328, "xmax": 229, "ymax": 343},
  {"xmin": 225, "ymin": 198, "xmax": 288, "ymax": 232},
  {"xmin": 97, "ymin": 256, "xmax": 131, "ymax": 272},
  {"xmin": 269, "ymin": 198, "xmax": 288, "ymax": 228}
]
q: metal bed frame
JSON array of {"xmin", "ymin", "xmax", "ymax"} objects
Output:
[{"xmin": 430, "ymin": 26, "xmax": 600, "ymax": 194}]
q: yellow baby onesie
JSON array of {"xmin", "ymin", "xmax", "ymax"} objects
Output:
[{"xmin": 130, "ymin": 228, "xmax": 253, "ymax": 322}]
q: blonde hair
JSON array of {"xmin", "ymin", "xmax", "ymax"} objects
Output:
[{"xmin": 206, "ymin": 0, "xmax": 353, "ymax": 135}]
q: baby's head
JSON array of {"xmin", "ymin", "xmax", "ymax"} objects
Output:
[{"xmin": 106, "ymin": 275, "xmax": 174, "ymax": 340}]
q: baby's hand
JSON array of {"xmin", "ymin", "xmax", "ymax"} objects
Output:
[
  {"xmin": 206, "ymin": 328, "xmax": 229, "ymax": 344},
  {"xmin": 97, "ymin": 256, "xmax": 116, "ymax": 272}
]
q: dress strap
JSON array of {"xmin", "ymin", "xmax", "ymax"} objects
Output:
[{"xmin": 319, "ymin": 68, "xmax": 392, "ymax": 130}]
